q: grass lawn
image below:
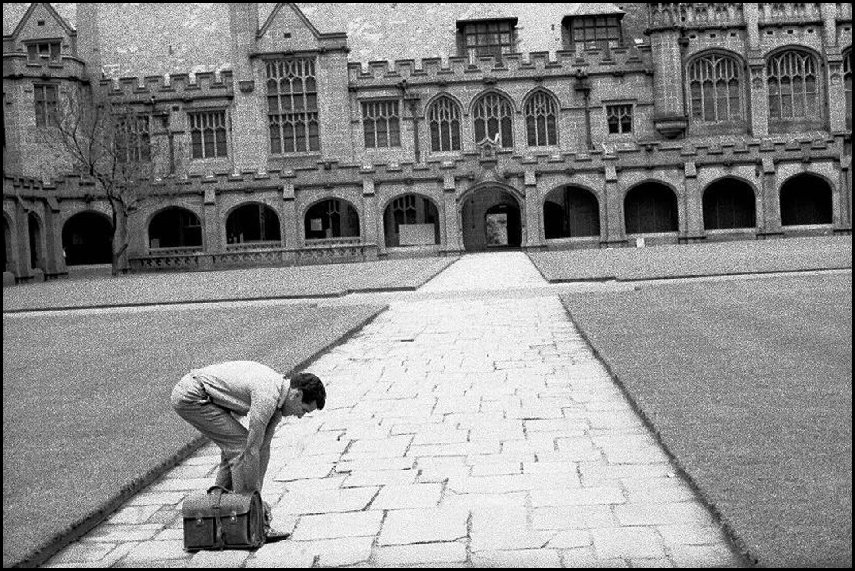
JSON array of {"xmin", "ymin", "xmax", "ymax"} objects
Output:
[
  {"xmin": 530, "ymin": 235, "xmax": 852, "ymax": 282},
  {"xmin": 561, "ymin": 273, "xmax": 852, "ymax": 567},
  {"xmin": 2, "ymin": 256, "xmax": 456, "ymax": 312},
  {"xmin": 2, "ymin": 302, "xmax": 385, "ymax": 568}
]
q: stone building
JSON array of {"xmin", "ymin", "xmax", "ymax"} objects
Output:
[{"xmin": 2, "ymin": 3, "xmax": 852, "ymax": 282}]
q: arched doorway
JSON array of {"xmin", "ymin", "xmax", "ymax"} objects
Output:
[
  {"xmin": 461, "ymin": 187, "xmax": 522, "ymax": 251},
  {"xmin": 543, "ymin": 186, "xmax": 601, "ymax": 239},
  {"xmin": 62, "ymin": 211, "xmax": 113, "ymax": 265},
  {"xmin": 703, "ymin": 178, "xmax": 757, "ymax": 230},
  {"xmin": 226, "ymin": 203, "xmax": 281, "ymax": 245},
  {"xmin": 27, "ymin": 212, "xmax": 44, "ymax": 270},
  {"xmin": 304, "ymin": 198, "xmax": 360, "ymax": 240},
  {"xmin": 780, "ymin": 173, "xmax": 833, "ymax": 226},
  {"xmin": 148, "ymin": 207, "xmax": 203, "ymax": 249},
  {"xmin": 624, "ymin": 182, "xmax": 679, "ymax": 234},
  {"xmin": 383, "ymin": 194, "xmax": 440, "ymax": 247}
]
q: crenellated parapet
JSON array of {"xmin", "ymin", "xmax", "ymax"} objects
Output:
[
  {"xmin": 347, "ymin": 47, "xmax": 651, "ymax": 87},
  {"xmin": 99, "ymin": 70, "xmax": 235, "ymax": 102}
]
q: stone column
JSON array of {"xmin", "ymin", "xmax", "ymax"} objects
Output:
[
  {"xmin": 757, "ymin": 158, "xmax": 782, "ymax": 237},
  {"xmin": 523, "ymin": 169, "xmax": 542, "ymax": 249},
  {"xmin": 682, "ymin": 162, "xmax": 705, "ymax": 242},
  {"xmin": 203, "ymin": 187, "xmax": 221, "ymax": 254},
  {"xmin": 833, "ymin": 154, "xmax": 852, "ymax": 233},
  {"xmin": 747, "ymin": 60, "xmax": 769, "ymax": 138},
  {"xmin": 281, "ymin": 181, "xmax": 298, "ymax": 248},
  {"xmin": 603, "ymin": 166, "xmax": 626, "ymax": 246},
  {"xmin": 442, "ymin": 173, "xmax": 462, "ymax": 253},
  {"xmin": 362, "ymin": 179, "xmax": 379, "ymax": 260},
  {"xmin": 15, "ymin": 201, "xmax": 33, "ymax": 280},
  {"xmin": 43, "ymin": 198, "xmax": 65, "ymax": 276}
]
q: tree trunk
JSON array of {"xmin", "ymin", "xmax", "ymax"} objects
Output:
[{"xmin": 111, "ymin": 209, "xmax": 131, "ymax": 276}]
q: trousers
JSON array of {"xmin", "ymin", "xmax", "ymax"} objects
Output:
[{"xmin": 170, "ymin": 373, "xmax": 250, "ymax": 492}]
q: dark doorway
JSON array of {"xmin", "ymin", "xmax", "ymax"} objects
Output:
[
  {"xmin": 780, "ymin": 174, "xmax": 833, "ymax": 226},
  {"xmin": 149, "ymin": 207, "xmax": 203, "ymax": 249},
  {"xmin": 226, "ymin": 203, "xmax": 281, "ymax": 244},
  {"xmin": 703, "ymin": 178, "xmax": 757, "ymax": 230},
  {"xmin": 461, "ymin": 188, "xmax": 522, "ymax": 251},
  {"xmin": 62, "ymin": 211, "xmax": 113, "ymax": 265},
  {"xmin": 543, "ymin": 186, "xmax": 600, "ymax": 239},
  {"xmin": 624, "ymin": 183, "xmax": 679, "ymax": 234}
]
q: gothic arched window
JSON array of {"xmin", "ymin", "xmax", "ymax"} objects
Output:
[
  {"xmin": 766, "ymin": 49, "xmax": 820, "ymax": 120},
  {"xmin": 473, "ymin": 92, "xmax": 514, "ymax": 148},
  {"xmin": 524, "ymin": 91, "xmax": 558, "ymax": 146},
  {"xmin": 688, "ymin": 53, "xmax": 743, "ymax": 122},
  {"xmin": 844, "ymin": 47, "xmax": 852, "ymax": 128},
  {"xmin": 428, "ymin": 96, "xmax": 461, "ymax": 152}
]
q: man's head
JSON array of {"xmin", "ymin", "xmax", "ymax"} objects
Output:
[{"xmin": 282, "ymin": 372, "xmax": 325, "ymax": 418}]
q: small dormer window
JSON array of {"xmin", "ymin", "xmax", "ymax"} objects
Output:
[
  {"xmin": 457, "ymin": 18, "xmax": 518, "ymax": 62},
  {"xmin": 26, "ymin": 41, "xmax": 61, "ymax": 62},
  {"xmin": 564, "ymin": 15, "xmax": 623, "ymax": 52}
]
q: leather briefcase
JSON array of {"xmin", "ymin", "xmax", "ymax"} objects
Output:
[{"xmin": 182, "ymin": 486, "xmax": 265, "ymax": 551}]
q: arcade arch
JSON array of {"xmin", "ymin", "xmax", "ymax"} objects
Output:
[
  {"xmin": 460, "ymin": 186, "xmax": 522, "ymax": 251},
  {"xmin": 304, "ymin": 198, "xmax": 360, "ymax": 240},
  {"xmin": 543, "ymin": 186, "xmax": 600, "ymax": 239},
  {"xmin": 148, "ymin": 207, "xmax": 203, "ymax": 249},
  {"xmin": 702, "ymin": 178, "xmax": 757, "ymax": 230},
  {"xmin": 383, "ymin": 194, "xmax": 440, "ymax": 247},
  {"xmin": 779, "ymin": 173, "xmax": 833, "ymax": 226},
  {"xmin": 62, "ymin": 211, "xmax": 113, "ymax": 265},
  {"xmin": 624, "ymin": 182, "xmax": 679, "ymax": 234},
  {"xmin": 226, "ymin": 203, "xmax": 281, "ymax": 245}
]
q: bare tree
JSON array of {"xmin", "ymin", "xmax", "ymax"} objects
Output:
[{"xmin": 41, "ymin": 86, "xmax": 166, "ymax": 275}]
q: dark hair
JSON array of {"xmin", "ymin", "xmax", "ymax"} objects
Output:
[{"xmin": 290, "ymin": 372, "xmax": 325, "ymax": 410}]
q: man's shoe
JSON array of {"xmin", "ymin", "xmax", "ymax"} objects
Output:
[{"xmin": 265, "ymin": 529, "xmax": 291, "ymax": 543}]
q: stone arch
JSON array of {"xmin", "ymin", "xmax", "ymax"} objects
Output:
[
  {"xmin": 147, "ymin": 206, "xmax": 203, "ymax": 249},
  {"xmin": 62, "ymin": 210, "xmax": 114, "ymax": 265},
  {"xmin": 702, "ymin": 177, "xmax": 757, "ymax": 230},
  {"xmin": 303, "ymin": 197, "xmax": 361, "ymax": 240},
  {"xmin": 543, "ymin": 185, "xmax": 601, "ymax": 239},
  {"xmin": 224, "ymin": 201, "xmax": 282, "ymax": 245},
  {"xmin": 624, "ymin": 181, "xmax": 679, "ymax": 234},
  {"xmin": 779, "ymin": 172, "xmax": 833, "ymax": 226},
  {"xmin": 459, "ymin": 182, "xmax": 524, "ymax": 251},
  {"xmin": 381, "ymin": 193, "xmax": 441, "ymax": 247}
]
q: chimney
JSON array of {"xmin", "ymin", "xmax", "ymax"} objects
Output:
[
  {"xmin": 229, "ymin": 3, "xmax": 259, "ymax": 81},
  {"xmin": 75, "ymin": 3, "xmax": 102, "ymax": 79}
]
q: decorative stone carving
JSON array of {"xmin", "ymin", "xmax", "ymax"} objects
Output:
[{"xmin": 477, "ymin": 133, "xmax": 500, "ymax": 161}]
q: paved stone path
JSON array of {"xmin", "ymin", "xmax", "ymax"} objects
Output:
[{"xmin": 42, "ymin": 252, "xmax": 742, "ymax": 568}]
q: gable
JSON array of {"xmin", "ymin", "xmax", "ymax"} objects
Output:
[
  {"xmin": 11, "ymin": 3, "xmax": 74, "ymax": 47},
  {"xmin": 257, "ymin": 3, "xmax": 323, "ymax": 52}
]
